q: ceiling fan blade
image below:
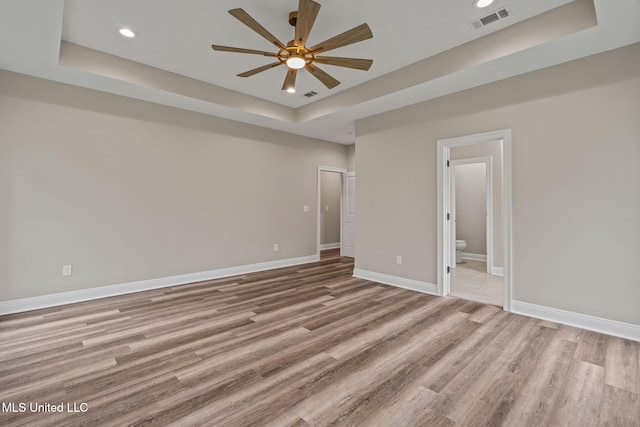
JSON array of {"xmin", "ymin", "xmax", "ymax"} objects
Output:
[
  {"xmin": 282, "ymin": 68, "xmax": 298, "ymax": 91},
  {"xmin": 306, "ymin": 64, "xmax": 340, "ymax": 89},
  {"xmin": 314, "ymin": 56, "xmax": 373, "ymax": 71},
  {"xmin": 211, "ymin": 45, "xmax": 278, "ymax": 57},
  {"xmin": 308, "ymin": 23, "xmax": 373, "ymax": 54},
  {"xmin": 237, "ymin": 62, "xmax": 284, "ymax": 78},
  {"xmin": 295, "ymin": 0, "xmax": 321, "ymax": 48},
  {"xmin": 229, "ymin": 9, "xmax": 287, "ymax": 50}
]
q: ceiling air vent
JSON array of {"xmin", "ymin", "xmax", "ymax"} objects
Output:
[
  {"xmin": 304, "ymin": 91, "xmax": 318, "ymax": 98},
  {"xmin": 469, "ymin": 7, "xmax": 511, "ymax": 29}
]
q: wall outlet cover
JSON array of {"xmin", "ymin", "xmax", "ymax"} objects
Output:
[{"xmin": 62, "ymin": 265, "xmax": 73, "ymax": 276}]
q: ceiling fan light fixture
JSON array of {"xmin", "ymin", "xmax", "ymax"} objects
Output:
[
  {"xmin": 286, "ymin": 56, "xmax": 306, "ymax": 69},
  {"xmin": 474, "ymin": 0, "xmax": 494, "ymax": 8},
  {"xmin": 212, "ymin": 1, "xmax": 373, "ymax": 91}
]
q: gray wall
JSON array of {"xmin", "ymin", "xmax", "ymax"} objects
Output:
[
  {"xmin": 355, "ymin": 44, "xmax": 640, "ymax": 325},
  {"xmin": 320, "ymin": 171, "xmax": 341, "ymax": 245},
  {"xmin": 346, "ymin": 144, "xmax": 356, "ymax": 172},
  {"xmin": 451, "ymin": 140, "xmax": 503, "ymax": 266},
  {"xmin": 0, "ymin": 71, "xmax": 348, "ymax": 301},
  {"xmin": 454, "ymin": 163, "xmax": 486, "ymax": 256}
]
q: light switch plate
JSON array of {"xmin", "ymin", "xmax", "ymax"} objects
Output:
[
  {"xmin": 303, "ymin": 205, "xmax": 309, "ymax": 212},
  {"xmin": 62, "ymin": 265, "xmax": 73, "ymax": 276}
]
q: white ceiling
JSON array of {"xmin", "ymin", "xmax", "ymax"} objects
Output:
[
  {"xmin": 1, "ymin": 0, "xmax": 640, "ymax": 144},
  {"xmin": 61, "ymin": 0, "xmax": 573, "ymax": 108}
]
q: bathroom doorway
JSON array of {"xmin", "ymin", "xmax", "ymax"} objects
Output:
[
  {"xmin": 437, "ymin": 129, "xmax": 513, "ymax": 310},
  {"xmin": 450, "ymin": 157, "xmax": 492, "ymax": 274},
  {"xmin": 450, "ymin": 157, "xmax": 502, "ymax": 306}
]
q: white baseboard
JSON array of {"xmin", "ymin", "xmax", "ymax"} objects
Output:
[
  {"xmin": 0, "ymin": 255, "xmax": 317, "ymax": 315},
  {"xmin": 320, "ymin": 243, "xmax": 341, "ymax": 250},
  {"xmin": 512, "ymin": 300, "xmax": 640, "ymax": 342},
  {"xmin": 353, "ymin": 268, "xmax": 438, "ymax": 296},
  {"xmin": 491, "ymin": 266, "xmax": 504, "ymax": 276},
  {"xmin": 461, "ymin": 252, "xmax": 487, "ymax": 261}
]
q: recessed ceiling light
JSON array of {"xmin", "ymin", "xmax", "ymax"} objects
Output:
[
  {"xmin": 286, "ymin": 88, "xmax": 296, "ymax": 94},
  {"xmin": 119, "ymin": 28, "xmax": 136, "ymax": 38},
  {"xmin": 474, "ymin": 0, "xmax": 494, "ymax": 8},
  {"xmin": 286, "ymin": 56, "xmax": 306, "ymax": 70}
]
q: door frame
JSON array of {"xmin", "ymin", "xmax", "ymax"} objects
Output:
[
  {"xmin": 437, "ymin": 129, "xmax": 513, "ymax": 311},
  {"xmin": 343, "ymin": 171, "xmax": 356, "ymax": 258},
  {"xmin": 450, "ymin": 156, "xmax": 493, "ymax": 274},
  {"xmin": 316, "ymin": 166, "xmax": 347, "ymax": 261}
]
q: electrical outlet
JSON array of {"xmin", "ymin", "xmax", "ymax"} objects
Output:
[
  {"xmin": 273, "ymin": 243, "xmax": 279, "ymax": 252},
  {"xmin": 62, "ymin": 265, "xmax": 73, "ymax": 276},
  {"xmin": 303, "ymin": 205, "xmax": 309, "ymax": 212},
  {"xmin": 396, "ymin": 256, "xmax": 402, "ymax": 265}
]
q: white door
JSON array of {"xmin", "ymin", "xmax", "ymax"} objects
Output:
[{"xmin": 342, "ymin": 172, "xmax": 356, "ymax": 258}]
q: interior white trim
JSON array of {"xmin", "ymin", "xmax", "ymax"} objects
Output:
[
  {"xmin": 461, "ymin": 253, "xmax": 487, "ymax": 261},
  {"xmin": 320, "ymin": 243, "xmax": 341, "ymax": 250},
  {"xmin": 491, "ymin": 267, "xmax": 504, "ymax": 276},
  {"xmin": 512, "ymin": 301, "xmax": 640, "ymax": 342},
  {"xmin": 0, "ymin": 255, "xmax": 317, "ymax": 315},
  {"xmin": 353, "ymin": 268, "xmax": 438, "ymax": 296},
  {"xmin": 343, "ymin": 171, "xmax": 356, "ymax": 259},
  {"xmin": 437, "ymin": 129, "xmax": 513, "ymax": 311},
  {"xmin": 316, "ymin": 166, "xmax": 347, "ymax": 260}
]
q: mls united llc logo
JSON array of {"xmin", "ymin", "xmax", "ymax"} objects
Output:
[{"xmin": 2, "ymin": 402, "xmax": 88, "ymax": 413}]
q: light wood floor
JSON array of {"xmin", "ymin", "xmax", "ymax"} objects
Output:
[
  {"xmin": 1, "ymin": 249, "xmax": 639, "ymax": 426},
  {"xmin": 450, "ymin": 259, "xmax": 504, "ymax": 306}
]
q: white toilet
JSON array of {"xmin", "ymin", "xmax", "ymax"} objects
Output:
[{"xmin": 455, "ymin": 240, "xmax": 467, "ymax": 264}]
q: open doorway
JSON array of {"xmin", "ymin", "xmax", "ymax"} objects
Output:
[
  {"xmin": 316, "ymin": 166, "xmax": 352, "ymax": 260},
  {"xmin": 451, "ymin": 157, "xmax": 493, "ymax": 274},
  {"xmin": 437, "ymin": 129, "xmax": 513, "ymax": 311},
  {"xmin": 450, "ymin": 156, "xmax": 502, "ymax": 306}
]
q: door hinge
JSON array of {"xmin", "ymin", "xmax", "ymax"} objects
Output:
[
  {"xmin": 447, "ymin": 266, "xmax": 450, "ymax": 274},
  {"xmin": 447, "ymin": 213, "xmax": 450, "ymax": 220},
  {"xmin": 447, "ymin": 160, "xmax": 450, "ymax": 167}
]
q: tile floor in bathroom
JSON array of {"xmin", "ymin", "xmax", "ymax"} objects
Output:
[{"xmin": 450, "ymin": 258, "xmax": 504, "ymax": 306}]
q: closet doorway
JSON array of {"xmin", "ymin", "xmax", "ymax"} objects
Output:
[{"xmin": 316, "ymin": 166, "xmax": 352, "ymax": 260}]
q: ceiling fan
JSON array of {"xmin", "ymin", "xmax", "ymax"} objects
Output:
[{"xmin": 211, "ymin": 0, "xmax": 373, "ymax": 93}]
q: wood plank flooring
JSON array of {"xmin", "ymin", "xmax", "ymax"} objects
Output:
[{"xmin": 1, "ymin": 249, "xmax": 639, "ymax": 426}]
